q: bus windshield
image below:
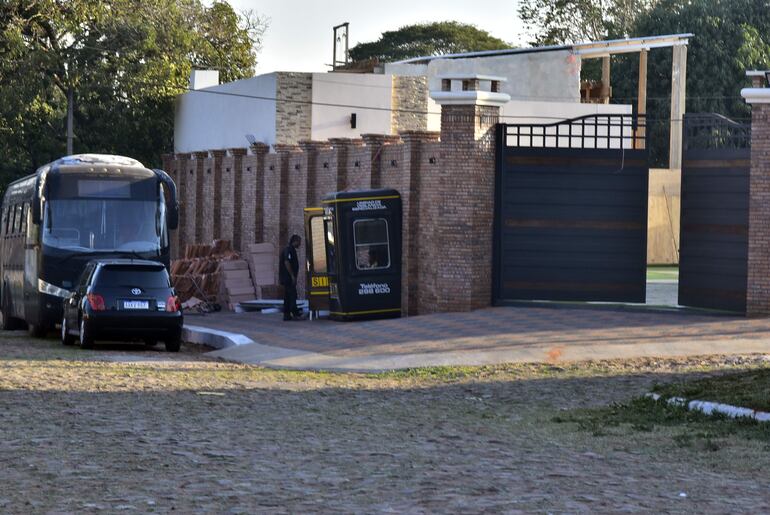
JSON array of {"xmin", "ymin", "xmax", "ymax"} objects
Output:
[{"xmin": 42, "ymin": 198, "xmax": 166, "ymax": 253}]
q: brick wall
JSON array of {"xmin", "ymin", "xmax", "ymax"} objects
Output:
[
  {"xmin": 275, "ymin": 72, "xmax": 312, "ymax": 144},
  {"xmin": 747, "ymin": 103, "xmax": 770, "ymax": 315},
  {"xmin": 176, "ymin": 97, "xmax": 499, "ymax": 315}
]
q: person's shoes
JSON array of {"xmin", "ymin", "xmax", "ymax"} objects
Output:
[{"xmin": 292, "ymin": 312, "xmax": 307, "ymax": 321}]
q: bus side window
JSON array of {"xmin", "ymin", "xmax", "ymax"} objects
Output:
[
  {"xmin": 9, "ymin": 204, "xmax": 17, "ymax": 235},
  {"xmin": 14, "ymin": 204, "xmax": 22, "ymax": 235},
  {"xmin": 20, "ymin": 203, "xmax": 27, "ymax": 236}
]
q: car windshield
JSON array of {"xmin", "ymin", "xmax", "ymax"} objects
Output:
[
  {"xmin": 94, "ymin": 266, "xmax": 170, "ymax": 288},
  {"xmin": 42, "ymin": 198, "xmax": 166, "ymax": 253}
]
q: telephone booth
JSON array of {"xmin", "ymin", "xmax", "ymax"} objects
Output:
[{"xmin": 304, "ymin": 189, "xmax": 402, "ymax": 321}]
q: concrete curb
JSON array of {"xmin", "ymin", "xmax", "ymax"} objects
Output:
[
  {"xmin": 646, "ymin": 392, "xmax": 770, "ymax": 423},
  {"xmin": 182, "ymin": 324, "xmax": 255, "ymax": 350}
]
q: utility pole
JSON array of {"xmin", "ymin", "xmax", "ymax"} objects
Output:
[{"xmin": 66, "ymin": 86, "xmax": 74, "ymax": 155}]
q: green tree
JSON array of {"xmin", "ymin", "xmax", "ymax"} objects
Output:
[
  {"xmin": 611, "ymin": 0, "xmax": 770, "ymax": 166},
  {"xmin": 518, "ymin": 0, "xmax": 657, "ymax": 45},
  {"xmin": 0, "ymin": 0, "xmax": 266, "ymax": 191},
  {"xmin": 349, "ymin": 21, "xmax": 511, "ymax": 63}
]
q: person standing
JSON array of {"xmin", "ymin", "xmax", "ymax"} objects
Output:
[{"xmin": 280, "ymin": 234, "xmax": 304, "ymax": 321}]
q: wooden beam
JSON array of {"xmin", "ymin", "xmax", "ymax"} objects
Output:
[
  {"xmin": 635, "ymin": 49, "xmax": 648, "ymax": 149},
  {"xmin": 601, "ymin": 56, "xmax": 611, "ymax": 104},
  {"xmin": 669, "ymin": 44, "xmax": 687, "ymax": 169}
]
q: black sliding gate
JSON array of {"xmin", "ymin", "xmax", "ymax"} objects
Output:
[
  {"xmin": 493, "ymin": 114, "xmax": 649, "ymax": 304},
  {"xmin": 678, "ymin": 114, "xmax": 751, "ymax": 313}
]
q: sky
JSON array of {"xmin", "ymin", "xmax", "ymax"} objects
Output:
[{"xmin": 222, "ymin": 0, "xmax": 526, "ymax": 74}]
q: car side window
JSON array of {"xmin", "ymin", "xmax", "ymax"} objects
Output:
[{"xmin": 77, "ymin": 265, "xmax": 95, "ymax": 294}]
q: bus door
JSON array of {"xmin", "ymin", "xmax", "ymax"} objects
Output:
[{"xmin": 303, "ymin": 207, "xmax": 330, "ymax": 317}]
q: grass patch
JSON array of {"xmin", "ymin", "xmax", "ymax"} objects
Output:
[
  {"xmin": 646, "ymin": 265, "xmax": 679, "ymax": 281},
  {"xmin": 556, "ymin": 396, "xmax": 770, "ymax": 448},
  {"xmin": 651, "ymin": 368, "xmax": 770, "ymax": 412}
]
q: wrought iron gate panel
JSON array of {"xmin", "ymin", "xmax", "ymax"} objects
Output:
[
  {"xmin": 494, "ymin": 115, "xmax": 649, "ymax": 303},
  {"xmin": 679, "ymin": 114, "xmax": 751, "ymax": 313}
]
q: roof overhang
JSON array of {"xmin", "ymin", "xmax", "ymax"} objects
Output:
[{"xmin": 390, "ymin": 33, "xmax": 693, "ymax": 65}]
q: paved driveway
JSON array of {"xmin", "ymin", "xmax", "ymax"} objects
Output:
[{"xmin": 187, "ymin": 304, "xmax": 770, "ymax": 371}]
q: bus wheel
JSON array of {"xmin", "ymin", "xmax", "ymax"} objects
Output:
[
  {"xmin": 0, "ymin": 308, "xmax": 12, "ymax": 331},
  {"xmin": 27, "ymin": 322, "xmax": 48, "ymax": 338},
  {"xmin": 61, "ymin": 317, "xmax": 76, "ymax": 346},
  {"xmin": 79, "ymin": 319, "xmax": 94, "ymax": 349},
  {"xmin": 0, "ymin": 296, "xmax": 20, "ymax": 331}
]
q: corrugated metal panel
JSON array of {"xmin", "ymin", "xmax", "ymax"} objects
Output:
[
  {"xmin": 494, "ymin": 125, "xmax": 649, "ymax": 303},
  {"xmin": 679, "ymin": 148, "xmax": 749, "ymax": 313}
]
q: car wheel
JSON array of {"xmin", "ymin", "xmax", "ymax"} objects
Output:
[
  {"xmin": 79, "ymin": 318, "xmax": 94, "ymax": 349},
  {"xmin": 61, "ymin": 316, "xmax": 76, "ymax": 346},
  {"xmin": 164, "ymin": 337, "xmax": 181, "ymax": 352}
]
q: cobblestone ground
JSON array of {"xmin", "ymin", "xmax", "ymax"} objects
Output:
[{"xmin": 1, "ymin": 331, "xmax": 769, "ymax": 513}]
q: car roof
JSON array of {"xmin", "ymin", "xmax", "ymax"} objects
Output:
[{"xmin": 89, "ymin": 258, "xmax": 166, "ymax": 268}]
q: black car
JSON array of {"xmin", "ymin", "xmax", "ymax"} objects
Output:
[{"xmin": 61, "ymin": 259, "xmax": 183, "ymax": 351}]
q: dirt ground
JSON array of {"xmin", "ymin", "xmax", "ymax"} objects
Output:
[{"xmin": 1, "ymin": 331, "xmax": 769, "ymax": 513}]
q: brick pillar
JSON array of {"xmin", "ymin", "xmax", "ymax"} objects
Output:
[
  {"xmin": 249, "ymin": 142, "xmax": 270, "ymax": 245},
  {"xmin": 299, "ymin": 141, "xmax": 329, "ymax": 206},
  {"xmin": 192, "ymin": 151, "xmax": 208, "ymax": 243},
  {"xmin": 743, "ymin": 84, "xmax": 770, "ymax": 315},
  {"xmin": 362, "ymin": 134, "xmax": 387, "ymax": 188},
  {"xmin": 425, "ymin": 75, "xmax": 509, "ymax": 313},
  {"xmin": 274, "ymin": 144, "xmax": 301, "ymax": 247},
  {"xmin": 228, "ymin": 148, "xmax": 248, "ymax": 250},
  {"xmin": 329, "ymin": 138, "xmax": 353, "ymax": 191},
  {"xmin": 262, "ymin": 152, "xmax": 281, "ymax": 253},
  {"xmin": 400, "ymin": 131, "xmax": 440, "ymax": 315},
  {"xmin": 174, "ymin": 153, "xmax": 191, "ymax": 255},
  {"xmin": 211, "ymin": 149, "xmax": 227, "ymax": 240}
]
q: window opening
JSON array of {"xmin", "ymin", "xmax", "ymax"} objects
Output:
[{"xmin": 353, "ymin": 218, "xmax": 390, "ymax": 271}]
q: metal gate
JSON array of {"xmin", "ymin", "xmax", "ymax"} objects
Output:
[
  {"xmin": 493, "ymin": 114, "xmax": 649, "ymax": 303},
  {"xmin": 679, "ymin": 114, "xmax": 751, "ymax": 313}
]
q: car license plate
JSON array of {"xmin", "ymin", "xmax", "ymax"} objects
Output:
[{"xmin": 123, "ymin": 300, "xmax": 149, "ymax": 310}]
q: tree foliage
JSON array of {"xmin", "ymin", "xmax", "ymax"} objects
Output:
[
  {"xmin": 610, "ymin": 0, "xmax": 770, "ymax": 166},
  {"xmin": 0, "ymin": 0, "xmax": 266, "ymax": 190},
  {"xmin": 518, "ymin": 0, "xmax": 656, "ymax": 45},
  {"xmin": 349, "ymin": 21, "xmax": 511, "ymax": 63}
]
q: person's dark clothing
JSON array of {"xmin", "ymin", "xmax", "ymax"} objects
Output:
[
  {"xmin": 280, "ymin": 244, "xmax": 301, "ymax": 320},
  {"xmin": 283, "ymin": 281, "xmax": 299, "ymax": 320},
  {"xmin": 279, "ymin": 244, "xmax": 299, "ymax": 286}
]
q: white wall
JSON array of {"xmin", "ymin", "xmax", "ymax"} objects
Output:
[
  {"xmin": 310, "ymin": 73, "xmax": 393, "ymax": 141},
  {"xmin": 386, "ymin": 50, "xmax": 581, "ymax": 102},
  {"xmin": 174, "ymin": 74, "xmax": 277, "ymax": 153}
]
